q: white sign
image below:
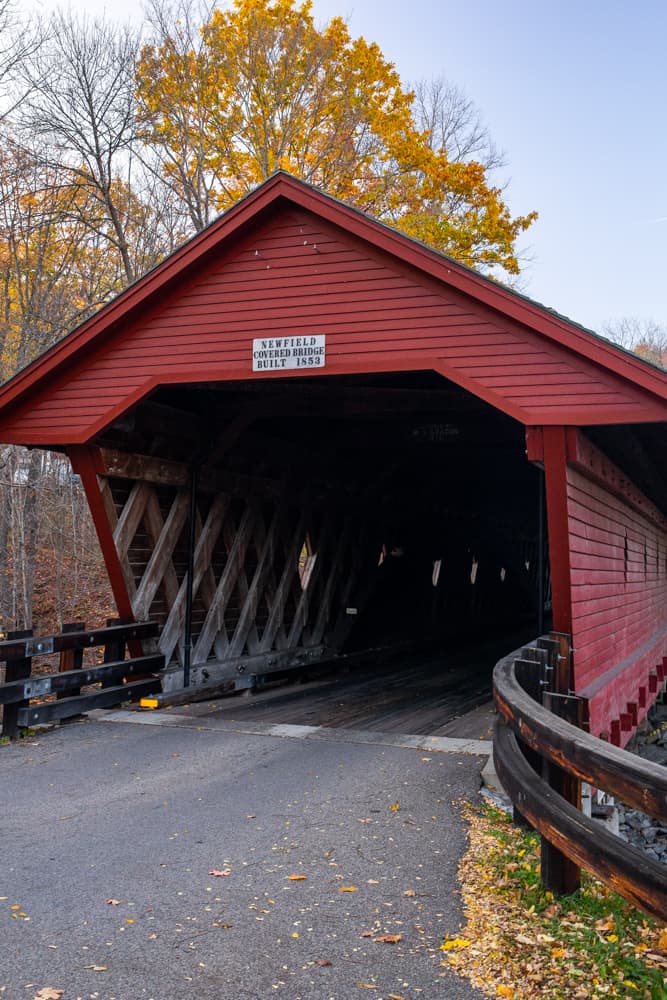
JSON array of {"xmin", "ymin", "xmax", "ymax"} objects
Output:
[{"xmin": 252, "ymin": 335, "xmax": 326, "ymax": 372}]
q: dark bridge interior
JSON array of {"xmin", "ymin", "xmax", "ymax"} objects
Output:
[{"xmin": 96, "ymin": 370, "xmax": 548, "ymax": 726}]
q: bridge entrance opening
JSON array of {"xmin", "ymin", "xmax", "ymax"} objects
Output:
[{"xmin": 95, "ymin": 369, "xmax": 547, "ymax": 731}]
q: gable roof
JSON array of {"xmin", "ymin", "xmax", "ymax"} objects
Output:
[{"xmin": 0, "ymin": 170, "xmax": 665, "ymax": 445}]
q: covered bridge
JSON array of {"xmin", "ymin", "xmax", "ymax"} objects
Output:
[{"xmin": 0, "ymin": 172, "xmax": 665, "ymax": 742}]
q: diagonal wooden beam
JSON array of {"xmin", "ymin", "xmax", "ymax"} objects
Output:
[
  {"xmin": 286, "ymin": 513, "xmax": 335, "ymax": 649},
  {"xmin": 192, "ymin": 501, "xmax": 260, "ymax": 665},
  {"xmin": 114, "ymin": 481, "xmax": 151, "ymax": 561},
  {"xmin": 310, "ymin": 520, "xmax": 355, "ymax": 647},
  {"xmin": 217, "ymin": 510, "xmax": 258, "ymax": 656},
  {"xmin": 133, "ymin": 488, "xmax": 190, "ymax": 622},
  {"xmin": 259, "ymin": 507, "xmax": 309, "ymax": 653},
  {"xmin": 228, "ymin": 504, "xmax": 288, "ymax": 658},
  {"xmin": 160, "ymin": 493, "xmax": 227, "ymax": 663},
  {"xmin": 142, "ymin": 491, "xmax": 182, "ymax": 611}
]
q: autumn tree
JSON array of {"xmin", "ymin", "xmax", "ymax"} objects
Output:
[
  {"xmin": 17, "ymin": 12, "xmax": 146, "ymax": 283},
  {"xmin": 603, "ymin": 317, "xmax": 667, "ymax": 370},
  {"xmin": 136, "ymin": 0, "xmax": 536, "ymax": 274}
]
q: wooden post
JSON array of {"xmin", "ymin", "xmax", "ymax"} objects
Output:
[
  {"xmin": 58, "ymin": 622, "xmax": 85, "ymax": 700},
  {"xmin": 541, "ymin": 692, "xmax": 584, "ymax": 896},
  {"xmin": 2, "ymin": 629, "xmax": 33, "ymax": 738},
  {"xmin": 102, "ymin": 616, "xmax": 129, "ymax": 687},
  {"xmin": 513, "ymin": 653, "xmax": 551, "ymax": 829},
  {"xmin": 549, "ymin": 631, "xmax": 573, "ymax": 694}
]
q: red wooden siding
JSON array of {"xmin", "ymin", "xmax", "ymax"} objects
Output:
[
  {"xmin": 566, "ymin": 437, "xmax": 667, "ymax": 740},
  {"xmin": 1, "ymin": 206, "xmax": 666, "ymax": 445}
]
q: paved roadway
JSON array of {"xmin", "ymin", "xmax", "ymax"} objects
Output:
[{"xmin": 0, "ymin": 717, "xmax": 487, "ymax": 1000}]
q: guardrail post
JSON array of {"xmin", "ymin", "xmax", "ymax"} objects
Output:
[
  {"xmin": 541, "ymin": 691, "xmax": 584, "ymax": 895},
  {"xmin": 2, "ymin": 629, "xmax": 33, "ymax": 738},
  {"xmin": 58, "ymin": 622, "xmax": 85, "ymax": 700},
  {"xmin": 512, "ymin": 651, "xmax": 551, "ymax": 829},
  {"xmin": 102, "ymin": 616, "xmax": 130, "ymax": 687}
]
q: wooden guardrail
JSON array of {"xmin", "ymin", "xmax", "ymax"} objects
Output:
[
  {"xmin": 0, "ymin": 620, "xmax": 163, "ymax": 737},
  {"xmin": 493, "ymin": 637, "xmax": 667, "ymax": 924}
]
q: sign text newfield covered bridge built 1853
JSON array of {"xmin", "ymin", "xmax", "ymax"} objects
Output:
[{"xmin": 0, "ymin": 172, "xmax": 665, "ymax": 740}]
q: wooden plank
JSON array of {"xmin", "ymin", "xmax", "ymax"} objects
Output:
[
  {"xmin": 17, "ymin": 678, "xmax": 162, "ymax": 726},
  {"xmin": 215, "ymin": 509, "xmax": 256, "ymax": 657},
  {"xmin": 0, "ymin": 655, "xmax": 164, "ymax": 703},
  {"xmin": 142, "ymin": 490, "xmax": 182, "ymax": 611},
  {"xmin": 228, "ymin": 505, "xmax": 286, "ymax": 658},
  {"xmin": 100, "ymin": 448, "xmax": 189, "ymax": 488},
  {"xmin": 0, "ymin": 622, "xmax": 158, "ymax": 661},
  {"xmin": 192, "ymin": 502, "xmax": 260, "ymax": 664},
  {"xmin": 286, "ymin": 515, "xmax": 333, "ymax": 649},
  {"xmin": 494, "ymin": 651, "xmax": 667, "ymax": 820},
  {"xmin": 160, "ymin": 494, "xmax": 227, "ymax": 663},
  {"xmin": 259, "ymin": 508, "xmax": 309, "ymax": 653},
  {"xmin": 113, "ymin": 481, "xmax": 151, "ymax": 559},
  {"xmin": 132, "ymin": 489, "xmax": 190, "ymax": 620},
  {"xmin": 494, "ymin": 721, "xmax": 667, "ymax": 922}
]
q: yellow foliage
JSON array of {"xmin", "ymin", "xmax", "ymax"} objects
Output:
[{"xmin": 135, "ymin": 0, "xmax": 536, "ymax": 275}]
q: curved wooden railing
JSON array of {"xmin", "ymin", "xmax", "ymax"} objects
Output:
[{"xmin": 493, "ymin": 640, "xmax": 667, "ymax": 923}]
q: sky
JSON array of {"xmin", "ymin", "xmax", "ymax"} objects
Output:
[{"xmin": 25, "ymin": 0, "xmax": 667, "ymax": 335}]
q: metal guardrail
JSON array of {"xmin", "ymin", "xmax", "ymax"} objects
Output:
[{"xmin": 493, "ymin": 639, "xmax": 667, "ymax": 924}]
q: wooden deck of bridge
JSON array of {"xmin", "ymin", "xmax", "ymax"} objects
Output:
[{"xmin": 171, "ymin": 633, "xmax": 524, "ymax": 737}]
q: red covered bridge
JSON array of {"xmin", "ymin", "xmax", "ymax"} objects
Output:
[{"xmin": 0, "ymin": 171, "xmax": 665, "ymax": 742}]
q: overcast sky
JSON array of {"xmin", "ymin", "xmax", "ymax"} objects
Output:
[{"xmin": 26, "ymin": 0, "xmax": 667, "ymax": 335}]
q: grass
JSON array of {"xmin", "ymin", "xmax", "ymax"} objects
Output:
[{"xmin": 441, "ymin": 802, "xmax": 667, "ymax": 999}]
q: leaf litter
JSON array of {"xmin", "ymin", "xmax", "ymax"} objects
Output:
[{"xmin": 443, "ymin": 802, "xmax": 667, "ymax": 998}]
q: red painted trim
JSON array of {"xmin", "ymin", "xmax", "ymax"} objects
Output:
[
  {"xmin": 0, "ymin": 172, "xmax": 665, "ymax": 437},
  {"xmin": 68, "ymin": 445, "xmax": 134, "ymax": 621},
  {"xmin": 542, "ymin": 426, "xmax": 573, "ymax": 638}
]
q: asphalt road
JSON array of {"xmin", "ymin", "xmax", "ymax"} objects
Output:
[{"xmin": 1, "ymin": 718, "xmax": 487, "ymax": 1000}]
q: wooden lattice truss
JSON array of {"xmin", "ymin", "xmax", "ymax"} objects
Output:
[{"xmin": 95, "ymin": 449, "xmax": 377, "ymax": 680}]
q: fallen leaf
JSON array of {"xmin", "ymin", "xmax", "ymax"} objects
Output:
[
  {"xmin": 314, "ymin": 959, "xmax": 332, "ymax": 966},
  {"xmin": 374, "ymin": 933, "xmax": 402, "ymax": 944},
  {"xmin": 403, "ymin": 889, "xmax": 416, "ymax": 897},
  {"xmin": 338, "ymin": 885, "xmax": 359, "ymax": 893},
  {"xmin": 291, "ymin": 932, "xmax": 299, "ymax": 939},
  {"xmin": 83, "ymin": 965, "xmax": 108, "ymax": 971},
  {"xmin": 388, "ymin": 994, "xmax": 407, "ymax": 1000},
  {"xmin": 389, "ymin": 802, "xmax": 400, "ymax": 812},
  {"xmin": 33, "ymin": 990, "xmax": 64, "ymax": 1000},
  {"xmin": 287, "ymin": 874, "xmax": 307, "ymax": 881},
  {"xmin": 440, "ymin": 937, "xmax": 471, "ymax": 951},
  {"xmin": 366, "ymin": 879, "xmax": 379, "ymax": 884},
  {"xmin": 106, "ymin": 899, "xmax": 120, "ymax": 906},
  {"xmin": 658, "ymin": 929, "xmax": 667, "ymax": 951},
  {"xmin": 496, "ymin": 988, "xmax": 514, "ymax": 998},
  {"xmin": 208, "ymin": 869, "xmax": 231, "ymax": 877},
  {"xmin": 360, "ymin": 930, "xmax": 374, "ymax": 938},
  {"xmin": 212, "ymin": 922, "xmax": 232, "ymax": 929},
  {"xmin": 355, "ymin": 985, "xmax": 379, "ymax": 991}
]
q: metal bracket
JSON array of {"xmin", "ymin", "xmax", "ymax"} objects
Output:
[
  {"xmin": 24, "ymin": 677, "xmax": 52, "ymax": 697},
  {"xmin": 25, "ymin": 637, "xmax": 55, "ymax": 656}
]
